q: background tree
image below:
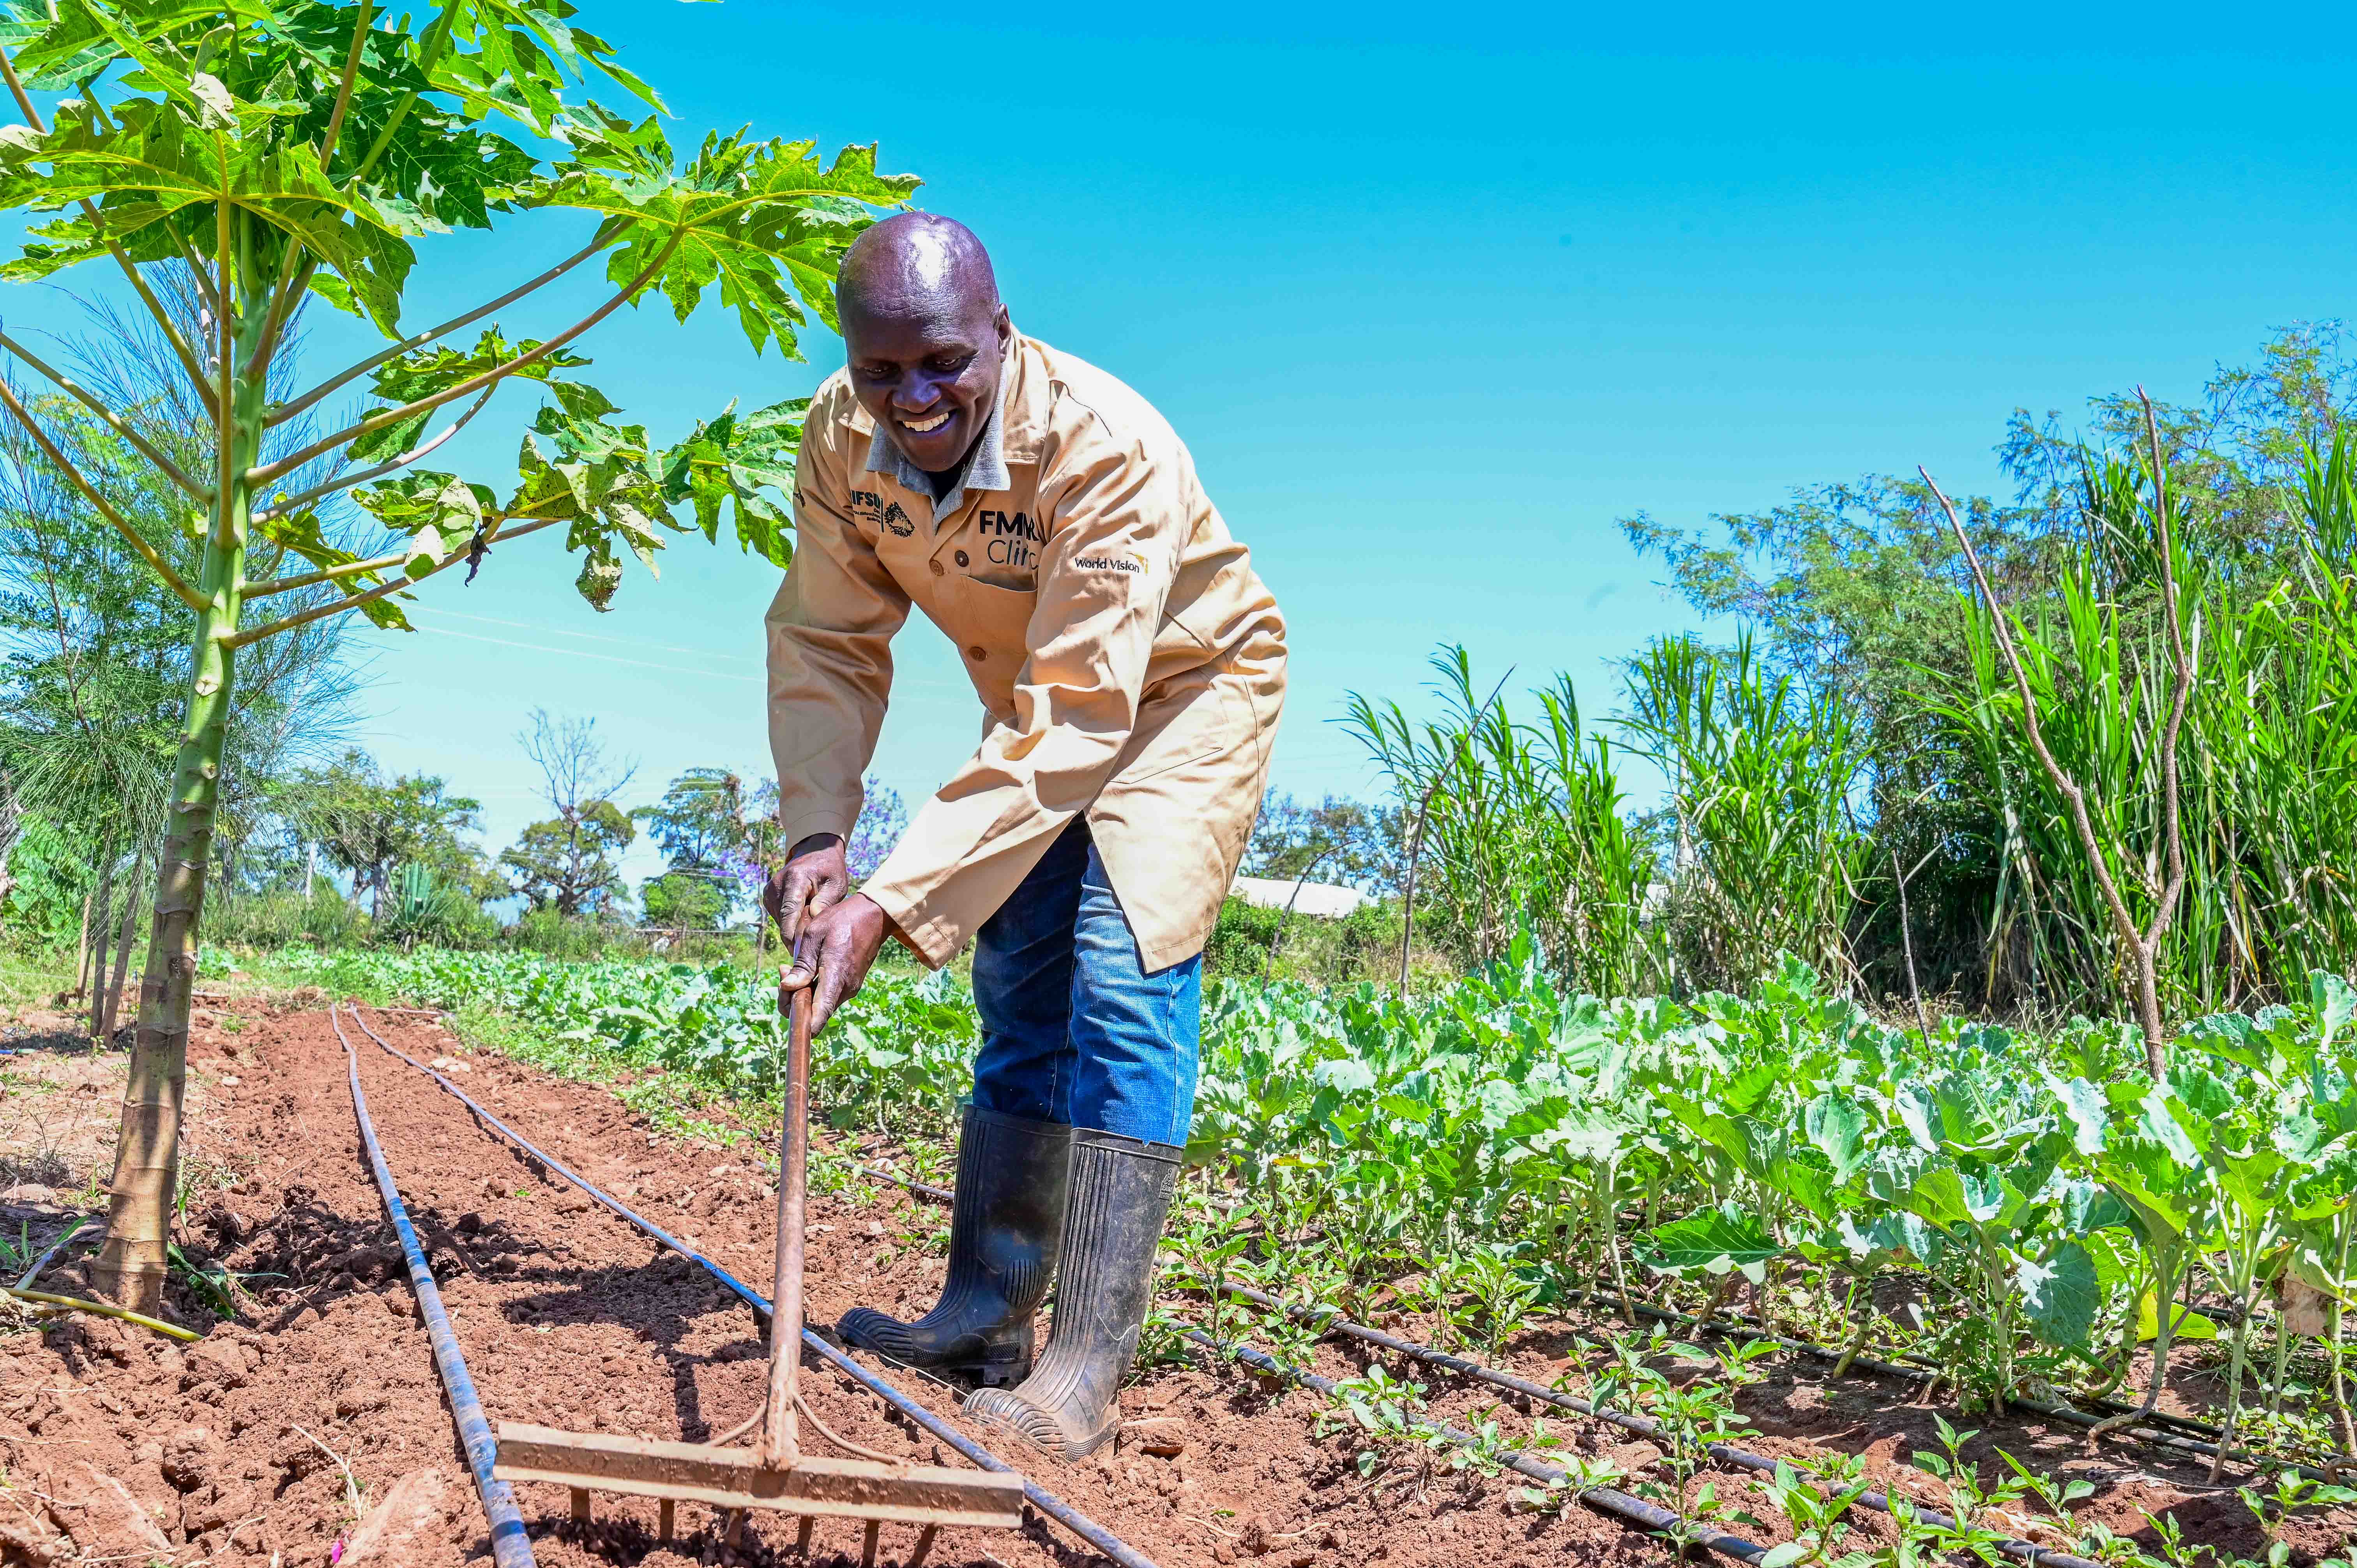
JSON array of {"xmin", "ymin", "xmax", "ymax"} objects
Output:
[
  {"xmin": 0, "ymin": 0, "xmax": 914, "ymax": 1308},
  {"xmin": 1242, "ymin": 791, "xmax": 1402, "ymax": 893},
  {"xmin": 640, "ymin": 866, "xmax": 727, "ymax": 931},
  {"xmin": 503, "ymin": 708, "xmax": 633, "ymax": 916},
  {"xmin": 636, "ymin": 765, "xmax": 753, "ymax": 931},
  {"xmin": 845, "ymin": 776, "xmax": 908, "ymax": 881},
  {"xmin": 502, "ymin": 800, "xmax": 632, "ymax": 916},
  {"xmin": 288, "ymin": 748, "xmax": 483, "ymax": 915}
]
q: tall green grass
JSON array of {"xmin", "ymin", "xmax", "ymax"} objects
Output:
[
  {"xmin": 1345, "ymin": 648, "xmax": 1653, "ymax": 992},
  {"xmin": 1937, "ymin": 433, "xmax": 2357, "ymax": 1012},
  {"xmin": 1352, "ymin": 434, "xmax": 2357, "ymax": 1014},
  {"xmin": 1623, "ymin": 633, "xmax": 1871, "ymax": 993}
]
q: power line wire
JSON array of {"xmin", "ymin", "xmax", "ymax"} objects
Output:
[{"xmin": 413, "ymin": 606, "xmax": 764, "ymax": 665}]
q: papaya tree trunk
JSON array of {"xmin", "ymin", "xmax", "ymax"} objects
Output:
[{"xmin": 90, "ymin": 259, "xmax": 261, "ymax": 1313}]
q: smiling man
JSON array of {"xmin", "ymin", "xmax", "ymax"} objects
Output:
[{"xmin": 763, "ymin": 213, "xmax": 1286, "ymax": 1460}]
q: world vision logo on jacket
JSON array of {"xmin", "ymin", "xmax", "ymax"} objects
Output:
[{"xmin": 1072, "ymin": 550, "xmax": 1146, "ymax": 575}]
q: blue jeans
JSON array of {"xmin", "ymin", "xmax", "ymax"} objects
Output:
[{"xmin": 968, "ymin": 819, "xmax": 1201, "ymax": 1145}]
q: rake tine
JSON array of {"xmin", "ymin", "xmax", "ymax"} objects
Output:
[
  {"xmin": 860, "ymin": 1519, "xmax": 881, "ymax": 1568},
  {"xmin": 794, "ymin": 1516, "xmax": 815, "ymax": 1556},
  {"xmin": 569, "ymin": 1487, "xmax": 590, "ymax": 1524},
  {"xmin": 656, "ymin": 1499, "xmax": 674, "ymax": 1541},
  {"xmin": 906, "ymin": 1523, "xmax": 940, "ymax": 1568},
  {"xmin": 725, "ymin": 1508, "xmax": 746, "ymax": 1549}
]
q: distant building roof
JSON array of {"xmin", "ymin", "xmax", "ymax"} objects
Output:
[{"xmin": 1229, "ymin": 876, "xmax": 1372, "ymax": 920}]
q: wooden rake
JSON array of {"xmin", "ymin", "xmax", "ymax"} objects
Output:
[{"xmin": 493, "ymin": 983, "xmax": 1024, "ymax": 1565}]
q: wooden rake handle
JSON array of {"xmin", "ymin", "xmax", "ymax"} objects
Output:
[{"xmin": 759, "ymin": 963, "xmax": 815, "ymax": 1469}]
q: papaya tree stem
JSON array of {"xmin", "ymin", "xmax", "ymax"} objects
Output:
[{"xmin": 88, "ymin": 214, "xmax": 266, "ymax": 1312}]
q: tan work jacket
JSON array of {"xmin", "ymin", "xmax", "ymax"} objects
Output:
[{"xmin": 765, "ymin": 335, "xmax": 1288, "ymax": 972}]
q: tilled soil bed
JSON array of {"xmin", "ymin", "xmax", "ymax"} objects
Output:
[{"xmin": 0, "ymin": 1002, "xmax": 2349, "ymax": 1568}]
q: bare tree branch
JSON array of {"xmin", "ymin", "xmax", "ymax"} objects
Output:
[
  {"xmin": 0, "ymin": 330, "xmax": 210, "ymax": 499},
  {"xmin": 2140, "ymin": 388, "xmax": 2196, "ymax": 952},
  {"xmin": 0, "ymin": 374, "xmax": 205, "ymax": 610},
  {"xmin": 269, "ymin": 241, "xmax": 608, "ymax": 428},
  {"xmin": 1924, "ymin": 464, "xmax": 2181, "ymax": 1079},
  {"xmin": 225, "ymin": 515, "xmax": 560, "ymax": 646}
]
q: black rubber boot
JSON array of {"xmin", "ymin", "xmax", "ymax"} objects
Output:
[
  {"xmin": 964, "ymin": 1128, "xmax": 1180, "ymax": 1460},
  {"xmin": 837, "ymin": 1105, "xmax": 1071, "ymax": 1387}
]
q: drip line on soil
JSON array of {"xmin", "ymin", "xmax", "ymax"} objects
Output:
[
  {"xmin": 337, "ymin": 1005, "xmax": 1163, "ymax": 1568},
  {"xmin": 1542, "ymin": 1282, "xmax": 2346, "ymax": 1484},
  {"xmin": 876, "ymin": 1170, "xmax": 2345, "ymax": 1488},
  {"xmin": 331, "ymin": 1006, "xmax": 536, "ymax": 1568},
  {"xmin": 1213, "ymin": 1280, "xmax": 2103, "ymax": 1568},
  {"xmin": 1177, "ymin": 1322, "xmax": 1772, "ymax": 1564}
]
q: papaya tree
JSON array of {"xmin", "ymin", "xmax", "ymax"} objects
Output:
[{"xmin": 0, "ymin": 0, "xmax": 914, "ymax": 1310}]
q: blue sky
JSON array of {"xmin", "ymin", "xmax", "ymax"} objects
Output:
[{"xmin": 14, "ymin": 1, "xmax": 2355, "ymax": 889}]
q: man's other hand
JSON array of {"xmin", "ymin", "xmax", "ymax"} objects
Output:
[
  {"xmin": 778, "ymin": 893, "xmax": 888, "ymax": 1036},
  {"xmin": 765, "ymin": 833, "xmax": 850, "ymax": 947}
]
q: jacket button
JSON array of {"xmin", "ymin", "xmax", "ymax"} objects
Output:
[
  {"xmin": 954, "ymin": 550, "xmax": 970, "ymax": 567},
  {"xmin": 928, "ymin": 560, "xmax": 944, "ymax": 576},
  {"xmin": 966, "ymin": 646, "xmax": 986, "ymax": 662}
]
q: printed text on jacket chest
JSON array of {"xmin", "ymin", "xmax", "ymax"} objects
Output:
[
  {"xmin": 847, "ymin": 489, "xmax": 915, "ymax": 538},
  {"xmin": 977, "ymin": 507, "xmax": 1042, "ymax": 569}
]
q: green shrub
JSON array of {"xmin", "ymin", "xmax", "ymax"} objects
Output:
[{"xmin": 207, "ymin": 888, "xmax": 372, "ymax": 950}]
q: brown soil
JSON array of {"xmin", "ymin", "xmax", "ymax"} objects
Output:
[{"xmin": 0, "ymin": 1003, "xmax": 2349, "ymax": 1568}]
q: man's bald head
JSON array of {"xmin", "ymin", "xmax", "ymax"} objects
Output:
[
  {"xmin": 838, "ymin": 214, "xmax": 1013, "ymax": 476},
  {"xmin": 838, "ymin": 212, "xmax": 1000, "ymax": 325}
]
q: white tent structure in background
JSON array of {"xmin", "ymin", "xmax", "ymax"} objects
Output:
[{"xmin": 1229, "ymin": 875, "xmax": 1370, "ymax": 920}]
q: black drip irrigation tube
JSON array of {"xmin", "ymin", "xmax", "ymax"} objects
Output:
[
  {"xmin": 1180, "ymin": 1323, "xmax": 1772, "ymax": 1564},
  {"xmin": 873, "ymin": 1171, "xmax": 2345, "ymax": 1487},
  {"xmin": 331, "ymin": 1008, "xmax": 535, "ymax": 1568},
  {"xmin": 337, "ymin": 1005, "xmax": 1161, "ymax": 1568},
  {"xmin": 1544, "ymin": 1282, "xmax": 2346, "ymax": 1485},
  {"xmin": 1216, "ymin": 1281, "xmax": 2103, "ymax": 1568},
  {"xmin": 873, "ymin": 1164, "xmax": 1767, "ymax": 1560}
]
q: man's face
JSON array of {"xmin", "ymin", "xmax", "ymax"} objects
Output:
[{"xmin": 842, "ymin": 296, "xmax": 1012, "ymax": 474}]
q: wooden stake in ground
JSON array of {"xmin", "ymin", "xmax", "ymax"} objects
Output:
[{"xmin": 1921, "ymin": 388, "xmax": 2198, "ymax": 1081}]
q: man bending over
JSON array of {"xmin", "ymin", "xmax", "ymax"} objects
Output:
[{"xmin": 764, "ymin": 212, "xmax": 1287, "ymax": 1460}]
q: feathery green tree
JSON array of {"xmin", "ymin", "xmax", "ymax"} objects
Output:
[{"xmin": 0, "ymin": 0, "xmax": 913, "ymax": 1308}]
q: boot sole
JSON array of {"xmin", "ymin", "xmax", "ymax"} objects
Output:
[{"xmin": 965, "ymin": 1389, "xmax": 1120, "ymax": 1460}]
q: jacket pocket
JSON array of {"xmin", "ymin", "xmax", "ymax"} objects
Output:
[{"xmin": 951, "ymin": 577, "xmax": 1037, "ymax": 657}]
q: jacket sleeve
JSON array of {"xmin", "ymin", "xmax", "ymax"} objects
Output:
[
  {"xmin": 858, "ymin": 428, "xmax": 1185, "ymax": 966},
  {"xmin": 764, "ymin": 431, "xmax": 910, "ymax": 855}
]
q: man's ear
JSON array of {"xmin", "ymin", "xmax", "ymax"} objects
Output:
[{"xmin": 995, "ymin": 304, "xmax": 1014, "ymax": 351}]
